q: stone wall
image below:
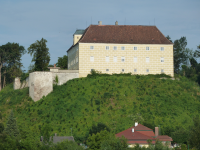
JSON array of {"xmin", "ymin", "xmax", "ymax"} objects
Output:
[
  {"xmin": 13, "ymin": 77, "xmax": 29, "ymax": 90},
  {"xmin": 29, "ymin": 72, "xmax": 53, "ymax": 102},
  {"xmin": 53, "ymin": 72, "xmax": 79, "ymax": 85}
]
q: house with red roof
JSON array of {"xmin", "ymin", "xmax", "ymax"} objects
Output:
[{"xmin": 115, "ymin": 122, "xmax": 172, "ymax": 148}]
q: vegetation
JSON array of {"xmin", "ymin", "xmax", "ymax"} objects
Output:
[
  {"xmin": 28, "ymin": 38, "xmax": 50, "ymax": 71},
  {"xmin": 56, "ymin": 55, "xmax": 68, "ymax": 69},
  {"xmin": 0, "ymin": 42, "xmax": 26, "ymax": 91},
  {"xmin": 0, "ymin": 73, "xmax": 200, "ymax": 147}
]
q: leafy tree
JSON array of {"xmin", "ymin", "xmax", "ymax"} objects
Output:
[
  {"xmin": 194, "ymin": 44, "xmax": 200, "ymax": 58},
  {"xmin": 0, "ymin": 42, "xmax": 26, "ymax": 91},
  {"xmin": 188, "ymin": 116, "xmax": 200, "ymax": 149},
  {"xmin": 28, "ymin": 38, "xmax": 50, "ymax": 71},
  {"xmin": 56, "ymin": 55, "xmax": 68, "ymax": 69},
  {"xmin": 52, "ymin": 140, "xmax": 84, "ymax": 150},
  {"xmin": 87, "ymin": 130, "xmax": 110, "ymax": 150},
  {"xmin": 89, "ymin": 122, "xmax": 110, "ymax": 136},
  {"xmin": 41, "ymin": 124, "xmax": 53, "ymax": 145},
  {"xmin": 166, "ymin": 35, "xmax": 172, "ymax": 43},
  {"xmin": 100, "ymin": 135, "xmax": 128, "ymax": 150},
  {"xmin": 173, "ymin": 37, "xmax": 188, "ymax": 74},
  {"xmin": 4, "ymin": 110, "xmax": 20, "ymax": 138}
]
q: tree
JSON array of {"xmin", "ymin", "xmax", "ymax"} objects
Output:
[
  {"xmin": 28, "ymin": 38, "xmax": 50, "ymax": 71},
  {"xmin": 56, "ymin": 55, "xmax": 68, "ymax": 69},
  {"xmin": 173, "ymin": 37, "xmax": 188, "ymax": 74},
  {"xmin": 87, "ymin": 130, "xmax": 110, "ymax": 150},
  {"xmin": 166, "ymin": 35, "xmax": 173, "ymax": 43},
  {"xmin": 0, "ymin": 112, "xmax": 4, "ymax": 134},
  {"xmin": 0, "ymin": 42, "xmax": 26, "ymax": 91},
  {"xmin": 194, "ymin": 44, "xmax": 200, "ymax": 58},
  {"xmin": 188, "ymin": 116, "xmax": 200, "ymax": 149},
  {"xmin": 89, "ymin": 122, "xmax": 110, "ymax": 136},
  {"xmin": 4, "ymin": 110, "xmax": 20, "ymax": 138}
]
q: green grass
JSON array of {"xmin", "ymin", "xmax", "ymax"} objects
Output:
[{"xmin": 0, "ymin": 74, "xmax": 200, "ymax": 143}]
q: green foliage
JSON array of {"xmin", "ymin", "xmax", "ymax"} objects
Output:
[
  {"xmin": 52, "ymin": 140, "xmax": 84, "ymax": 150},
  {"xmin": 28, "ymin": 38, "xmax": 50, "ymax": 71},
  {"xmin": 100, "ymin": 135, "xmax": 128, "ymax": 150},
  {"xmin": 188, "ymin": 116, "xmax": 200, "ymax": 149},
  {"xmin": 0, "ymin": 75, "xmax": 200, "ymax": 145},
  {"xmin": 56, "ymin": 55, "xmax": 68, "ymax": 69},
  {"xmin": 4, "ymin": 110, "xmax": 20, "ymax": 138},
  {"xmin": 87, "ymin": 130, "xmax": 110, "ymax": 149}
]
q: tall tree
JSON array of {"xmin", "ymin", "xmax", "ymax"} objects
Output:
[
  {"xmin": 173, "ymin": 37, "xmax": 188, "ymax": 74},
  {"xmin": 0, "ymin": 42, "xmax": 26, "ymax": 91},
  {"xmin": 28, "ymin": 38, "xmax": 50, "ymax": 71},
  {"xmin": 56, "ymin": 55, "xmax": 68, "ymax": 69},
  {"xmin": 4, "ymin": 110, "xmax": 20, "ymax": 138},
  {"xmin": 194, "ymin": 44, "xmax": 200, "ymax": 58}
]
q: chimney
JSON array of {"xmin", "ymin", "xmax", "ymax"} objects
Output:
[
  {"xmin": 98, "ymin": 21, "xmax": 102, "ymax": 25},
  {"xmin": 54, "ymin": 64, "xmax": 56, "ymax": 68},
  {"xmin": 155, "ymin": 127, "xmax": 159, "ymax": 137},
  {"xmin": 132, "ymin": 128, "xmax": 134, "ymax": 133},
  {"xmin": 135, "ymin": 122, "xmax": 138, "ymax": 127},
  {"xmin": 115, "ymin": 21, "xmax": 118, "ymax": 25},
  {"xmin": 55, "ymin": 133, "xmax": 57, "ymax": 136}
]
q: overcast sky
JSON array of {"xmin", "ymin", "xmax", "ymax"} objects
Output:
[{"xmin": 0, "ymin": 0, "xmax": 200, "ymax": 72}]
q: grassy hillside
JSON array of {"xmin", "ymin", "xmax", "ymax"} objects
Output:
[{"xmin": 0, "ymin": 74, "xmax": 200, "ymax": 143}]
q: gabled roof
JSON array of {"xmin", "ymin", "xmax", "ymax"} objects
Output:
[
  {"xmin": 116, "ymin": 124, "xmax": 154, "ymax": 140},
  {"xmin": 134, "ymin": 124, "xmax": 153, "ymax": 131},
  {"xmin": 79, "ymin": 25, "xmax": 173, "ymax": 44}
]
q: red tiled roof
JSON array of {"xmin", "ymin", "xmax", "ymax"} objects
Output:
[
  {"xmin": 79, "ymin": 25, "xmax": 173, "ymax": 44},
  {"xmin": 156, "ymin": 135, "xmax": 173, "ymax": 141},
  {"xmin": 116, "ymin": 125, "xmax": 154, "ymax": 140},
  {"xmin": 134, "ymin": 124, "xmax": 153, "ymax": 131},
  {"xmin": 137, "ymin": 131, "xmax": 155, "ymax": 137}
]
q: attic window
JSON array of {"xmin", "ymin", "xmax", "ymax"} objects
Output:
[
  {"xmin": 121, "ymin": 46, "xmax": 125, "ymax": 50},
  {"xmin": 113, "ymin": 46, "xmax": 117, "ymax": 50}
]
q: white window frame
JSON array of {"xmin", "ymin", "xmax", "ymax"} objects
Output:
[
  {"xmin": 134, "ymin": 47, "xmax": 137, "ymax": 50},
  {"xmin": 146, "ymin": 47, "xmax": 150, "ymax": 51},
  {"xmin": 134, "ymin": 69, "xmax": 137, "ymax": 73},
  {"xmin": 134, "ymin": 57, "xmax": 137, "ymax": 63},
  {"xmin": 90, "ymin": 56, "xmax": 94, "ymax": 62},
  {"xmin": 161, "ymin": 69, "xmax": 164, "ymax": 73},
  {"xmin": 146, "ymin": 57, "xmax": 150, "ymax": 63},
  {"xmin": 113, "ymin": 46, "xmax": 117, "ymax": 50},
  {"xmin": 161, "ymin": 57, "xmax": 164, "ymax": 62},
  {"xmin": 90, "ymin": 46, "xmax": 94, "ymax": 50},
  {"xmin": 106, "ymin": 69, "xmax": 109, "ymax": 72},
  {"xmin": 160, "ymin": 47, "xmax": 164, "ymax": 51},
  {"xmin": 121, "ymin": 56, "xmax": 125, "ymax": 62},
  {"xmin": 121, "ymin": 46, "xmax": 125, "ymax": 50},
  {"xmin": 106, "ymin": 46, "xmax": 109, "ymax": 50},
  {"xmin": 122, "ymin": 69, "xmax": 124, "ymax": 72},
  {"xmin": 146, "ymin": 69, "xmax": 149, "ymax": 73},
  {"xmin": 106, "ymin": 56, "xmax": 109, "ymax": 62},
  {"xmin": 113, "ymin": 56, "xmax": 117, "ymax": 62}
]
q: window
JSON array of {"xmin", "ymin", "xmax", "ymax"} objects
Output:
[
  {"xmin": 161, "ymin": 57, "xmax": 164, "ymax": 62},
  {"xmin": 146, "ymin": 47, "xmax": 150, "ymax": 51},
  {"xmin": 121, "ymin": 46, "xmax": 125, "ymax": 50},
  {"xmin": 122, "ymin": 69, "xmax": 124, "ymax": 72},
  {"xmin": 90, "ymin": 56, "xmax": 94, "ymax": 62},
  {"xmin": 113, "ymin": 46, "xmax": 117, "ymax": 50},
  {"xmin": 134, "ymin": 69, "xmax": 137, "ymax": 73},
  {"xmin": 121, "ymin": 57, "xmax": 125, "ymax": 62},
  {"xmin": 146, "ymin": 57, "xmax": 150, "ymax": 63},
  {"xmin": 146, "ymin": 69, "xmax": 149, "ymax": 73},
  {"xmin": 91, "ymin": 69, "xmax": 94, "ymax": 72},
  {"xmin": 106, "ymin": 56, "xmax": 109, "ymax": 62},
  {"xmin": 90, "ymin": 46, "xmax": 94, "ymax": 50},
  {"xmin": 160, "ymin": 47, "xmax": 164, "ymax": 51},
  {"xmin": 76, "ymin": 57, "xmax": 78, "ymax": 63},
  {"xmin": 161, "ymin": 69, "xmax": 164, "ymax": 73},
  {"xmin": 134, "ymin": 47, "xmax": 137, "ymax": 50},
  {"xmin": 113, "ymin": 56, "xmax": 117, "ymax": 62},
  {"xmin": 134, "ymin": 57, "xmax": 137, "ymax": 63},
  {"xmin": 106, "ymin": 69, "xmax": 109, "ymax": 72},
  {"xmin": 106, "ymin": 46, "xmax": 109, "ymax": 50}
]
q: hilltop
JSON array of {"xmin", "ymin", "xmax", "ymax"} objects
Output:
[{"xmin": 0, "ymin": 74, "xmax": 200, "ymax": 143}]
